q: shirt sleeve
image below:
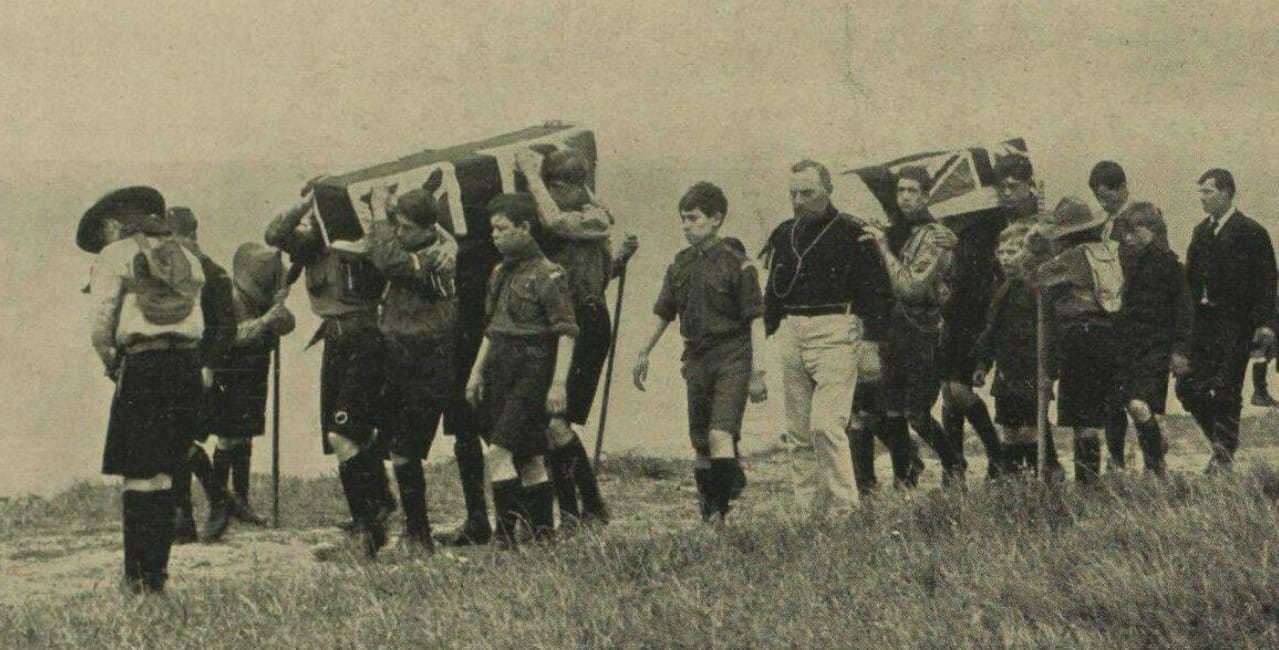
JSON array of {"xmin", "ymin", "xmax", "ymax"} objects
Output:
[
  {"xmin": 653, "ymin": 264, "xmax": 678, "ymax": 322},
  {"xmin": 264, "ymin": 199, "xmax": 322, "ymax": 258},
  {"xmin": 737, "ymin": 259, "xmax": 765, "ymax": 321},
  {"xmin": 540, "ymin": 266, "xmax": 580, "ymax": 337},
  {"xmin": 542, "ymin": 204, "xmax": 613, "ymax": 241},
  {"xmin": 882, "ymin": 225, "xmax": 957, "ymax": 302},
  {"xmin": 89, "ymin": 250, "xmax": 126, "ymax": 369}
]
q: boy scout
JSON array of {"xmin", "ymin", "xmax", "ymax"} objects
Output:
[
  {"xmin": 367, "ymin": 185, "xmax": 459, "ymax": 552},
  {"xmin": 466, "ymin": 193, "xmax": 578, "ymax": 546},
  {"xmin": 203, "ymin": 241, "xmax": 295, "ymax": 542},
  {"xmin": 632, "ymin": 182, "xmax": 767, "ymax": 523},
  {"xmin": 80, "ymin": 186, "xmax": 235, "ymax": 593},
  {"xmin": 265, "ymin": 184, "xmax": 391, "ymax": 559},
  {"xmin": 1109, "ymin": 203, "xmax": 1193, "ymax": 476},
  {"xmin": 515, "ymin": 147, "xmax": 638, "ymax": 529},
  {"xmin": 861, "ymin": 166, "xmax": 966, "ymax": 485},
  {"xmin": 1028, "ymin": 197, "xmax": 1126, "ymax": 485},
  {"xmin": 973, "ymin": 224, "xmax": 1053, "ymax": 473}
]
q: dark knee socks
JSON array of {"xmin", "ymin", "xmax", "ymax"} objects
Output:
[
  {"xmin": 454, "ymin": 435, "xmax": 489, "ymax": 523},
  {"xmin": 491, "ymin": 479, "xmax": 522, "ymax": 547},
  {"xmin": 879, "ymin": 416, "xmax": 917, "ymax": 488},
  {"xmin": 705, "ymin": 459, "xmax": 738, "ymax": 519},
  {"xmin": 963, "ymin": 401, "xmax": 1004, "ymax": 471},
  {"xmin": 849, "ymin": 424, "xmax": 878, "ymax": 495},
  {"xmin": 909, "ymin": 415, "xmax": 962, "ymax": 477},
  {"xmin": 229, "ymin": 445, "xmax": 253, "ymax": 503},
  {"xmin": 393, "ymin": 460, "xmax": 430, "ymax": 540},
  {"xmin": 1254, "ymin": 361, "xmax": 1271, "ymax": 394},
  {"xmin": 518, "ymin": 481, "xmax": 555, "ymax": 541},
  {"xmin": 338, "ymin": 449, "xmax": 390, "ymax": 557},
  {"xmin": 942, "ymin": 406, "xmax": 967, "ymax": 469},
  {"xmin": 1074, "ymin": 437, "xmax": 1102, "ymax": 484},
  {"xmin": 1105, "ymin": 410, "xmax": 1128, "ymax": 469},
  {"xmin": 547, "ymin": 442, "xmax": 582, "ymax": 523},
  {"xmin": 122, "ymin": 489, "xmax": 175, "ymax": 593},
  {"xmin": 1134, "ymin": 418, "xmax": 1166, "ymax": 475},
  {"xmin": 564, "ymin": 436, "xmax": 607, "ymax": 520}
]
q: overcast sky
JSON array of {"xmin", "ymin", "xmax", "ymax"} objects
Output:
[{"xmin": 3, "ymin": 1, "xmax": 1278, "ymax": 494}]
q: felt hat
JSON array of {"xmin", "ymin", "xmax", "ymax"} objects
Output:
[
  {"xmin": 232, "ymin": 242, "xmax": 284, "ymax": 309},
  {"xmin": 1037, "ymin": 196, "xmax": 1108, "ymax": 240},
  {"xmin": 77, "ymin": 186, "xmax": 165, "ymax": 253}
]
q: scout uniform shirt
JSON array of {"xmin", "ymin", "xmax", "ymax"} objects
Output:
[
  {"xmin": 882, "ymin": 216, "xmax": 957, "ymax": 327},
  {"xmin": 538, "ymin": 192, "xmax": 615, "ymax": 306},
  {"xmin": 653, "ymin": 237, "xmax": 765, "ymax": 354},
  {"xmin": 368, "ymin": 219, "xmax": 459, "ymax": 342},
  {"xmin": 484, "ymin": 252, "xmax": 580, "ymax": 340}
]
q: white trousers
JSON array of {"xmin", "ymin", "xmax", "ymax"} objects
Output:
[{"xmin": 777, "ymin": 313, "xmax": 862, "ymax": 513}]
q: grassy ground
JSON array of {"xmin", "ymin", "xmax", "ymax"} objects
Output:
[{"xmin": 3, "ymin": 413, "xmax": 1279, "ymax": 648}]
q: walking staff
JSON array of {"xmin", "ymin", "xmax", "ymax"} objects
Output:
[
  {"xmin": 594, "ymin": 263, "xmax": 627, "ymax": 468},
  {"xmin": 272, "ymin": 251, "xmax": 284, "ymax": 528}
]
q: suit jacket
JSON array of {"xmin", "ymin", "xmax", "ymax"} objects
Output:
[{"xmin": 1185, "ymin": 210, "xmax": 1277, "ymax": 334}]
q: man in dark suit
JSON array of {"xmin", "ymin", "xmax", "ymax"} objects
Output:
[{"xmin": 1176, "ymin": 168, "xmax": 1277, "ymax": 472}]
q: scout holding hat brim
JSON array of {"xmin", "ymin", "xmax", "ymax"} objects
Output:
[{"xmin": 77, "ymin": 186, "xmax": 167, "ymax": 254}]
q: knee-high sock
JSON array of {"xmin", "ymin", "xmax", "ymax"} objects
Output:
[
  {"xmin": 490, "ymin": 479, "xmax": 522, "ymax": 547},
  {"xmin": 963, "ymin": 401, "xmax": 1004, "ymax": 466},
  {"xmin": 121, "ymin": 491, "xmax": 147, "ymax": 589},
  {"xmin": 547, "ymin": 443, "xmax": 581, "ymax": 522},
  {"xmin": 1134, "ymin": 418, "xmax": 1166, "ymax": 473},
  {"xmin": 849, "ymin": 424, "xmax": 877, "ymax": 495},
  {"xmin": 394, "ymin": 460, "xmax": 430, "ymax": 538},
  {"xmin": 212, "ymin": 447, "xmax": 232, "ymax": 496},
  {"xmin": 189, "ymin": 445, "xmax": 218, "ymax": 502},
  {"xmin": 911, "ymin": 415, "xmax": 961, "ymax": 473},
  {"xmin": 881, "ymin": 416, "xmax": 917, "ymax": 487},
  {"xmin": 707, "ymin": 459, "xmax": 739, "ymax": 517},
  {"xmin": 1253, "ymin": 361, "xmax": 1270, "ymax": 395},
  {"xmin": 564, "ymin": 436, "xmax": 607, "ymax": 519},
  {"xmin": 1074, "ymin": 437, "xmax": 1102, "ymax": 484},
  {"xmin": 454, "ymin": 435, "xmax": 489, "ymax": 521},
  {"xmin": 1104, "ymin": 409, "xmax": 1128, "ymax": 468},
  {"xmin": 942, "ymin": 405, "xmax": 966, "ymax": 467},
  {"xmin": 229, "ymin": 444, "xmax": 253, "ymax": 503}
]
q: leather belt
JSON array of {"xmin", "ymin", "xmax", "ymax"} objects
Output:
[{"xmin": 782, "ymin": 303, "xmax": 852, "ymax": 317}]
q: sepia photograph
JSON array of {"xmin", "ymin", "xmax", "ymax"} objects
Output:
[{"xmin": 3, "ymin": 1, "xmax": 1279, "ymax": 647}]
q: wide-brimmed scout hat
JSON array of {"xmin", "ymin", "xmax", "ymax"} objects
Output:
[
  {"xmin": 77, "ymin": 186, "xmax": 166, "ymax": 253},
  {"xmin": 233, "ymin": 242, "xmax": 284, "ymax": 309},
  {"xmin": 1037, "ymin": 196, "xmax": 1108, "ymax": 240}
]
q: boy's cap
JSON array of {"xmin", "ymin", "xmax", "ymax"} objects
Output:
[{"xmin": 78, "ymin": 186, "xmax": 166, "ymax": 253}]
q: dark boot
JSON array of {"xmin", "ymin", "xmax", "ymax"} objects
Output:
[
  {"xmin": 437, "ymin": 435, "xmax": 493, "ymax": 547},
  {"xmin": 1073, "ymin": 436, "xmax": 1102, "ymax": 485},
  {"xmin": 1135, "ymin": 418, "xmax": 1167, "ymax": 478},
  {"xmin": 1207, "ymin": 408, "xmax": 1240, "ymax": 473},
  {"xmin": 121, "ymin": 491, "xmax": 147, "ymax": 594},
  {"xmin": 490, "ymin": 479, "xmax": 522, "ymax": 549},
  {"xmin": 693, "ymin": 467, "xmax": 714, "ymax": 521},
  {"xmin": 1252, "ymin": 361, "xmax": 1276, "ymax": 407},
  {"xmin": 849, "ymin": 424, "xmax": 878, "ymax": 497},
  {"xmin": 1104, "ymin": 409, "xmax": 1128, "ymax": 471},
  {"xmin": 547, "ymin": 443, "xmax": 582, "ymax": 529},
  {"xmin": 963, "ymin": 401, "xmax": 1006, "ymax": 479},
  {"xmin": 228, "ymin": 446, "xmax": 267, "ymax": 526},
  {"xmin": 564, "ymin": 437, "xmax": 609, "ymax": 525},
  {"xmin": 394, "ymin": 460, "xmax": 433, "ymax": 553},
  {"xmin": 519, "ymin": 482, "xmax": 556, "ymax": 542},
  {"xmin": 171, "ymin": 454, "xmax": 197, "ymax": 545}
]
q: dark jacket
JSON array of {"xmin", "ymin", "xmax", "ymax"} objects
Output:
[
  {"xmin": 1118, "ymin": 245, "xmax": 1193, "ymax": 358},
  {"xmin": 973, "ymin": 277, "xmax": 1043, "ymax": 398},
  {"xmin": 1185, "ymin": 210, "xmax": 1276, "ymax": 333},
  {"xmin": 193, "ymin": 250, "xmax": 237, "ymax": 367},
  {"xmin": 762, "ymin": 204, "xmax": 891, "ymax": 339}
]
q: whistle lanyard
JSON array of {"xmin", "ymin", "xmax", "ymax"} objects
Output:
[{"xmin": 771, "ymin": 216, "xmax": 839, "ymax": 301}]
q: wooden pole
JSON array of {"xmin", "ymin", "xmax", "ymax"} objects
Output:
[
  {"xmin": 593, "ymin": 265, "xmax": 628, "ymax": 469},
  {"xmin": 271, "ymin": 252, "xmax": 284, "ymax": 528},
  {"xmin": 1035, "ymin": 287, "xmax": 1049, "ymax": 478}
]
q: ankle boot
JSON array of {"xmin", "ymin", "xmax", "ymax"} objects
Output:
[
  {"xmin": 491, "ymin": 479, "xmax": 522, "ymax": 549},
  {"xmin": 394, "ymin": 460, "xmax": 433, "ymax": 552},
  {"xmin": 564, "ymin": 437, "xmax": 609, "ymax": 524},
  {"xmin": 1073, "ymin": 437, "xmax": 1102, "ymax": 485},
  {"xmin": 121, "ymin": 491, "xmax": 147, "ymax": 594},
  {"xmin": 1104, "ymin": 410, "xmax": 1128, "ymax": 471},
  {"xmin": 519, "ymin": 482, "xmax": 556, "ymax": 542},
  {"xmin": 547, "ymin": 443, "xmax": 582, "ymax": 528},
  {"xmin": 1135, "ymin": 418, "xmax": 1167, "ymax": 478}
]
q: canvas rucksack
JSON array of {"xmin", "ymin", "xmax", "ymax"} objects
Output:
[
  {"xmin": 1081, "ymin": 241, "xmax": 1123, "ymax": 314},
  {"xmin": 126, "ymin": 233, "xmax": 203, "ymax": 325}
]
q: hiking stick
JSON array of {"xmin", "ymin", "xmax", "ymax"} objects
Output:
[
  {"xmin": 1035, "ymin": 287, "xmax": 1049, "ymax": 479},
  {"xmin": 272, "ymin": 252, "xmax": 284, "ymax": 528},
  {"xmin": 593, "ymin": 264, "xmax": 628, "ymax": 469}
]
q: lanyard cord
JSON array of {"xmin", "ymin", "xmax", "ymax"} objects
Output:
[{"xmin": 771, "ymin": 214, "xmax": 840, "ymax": 301}]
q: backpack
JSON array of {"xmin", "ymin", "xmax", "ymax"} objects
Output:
[
  {"xmin": 1081, "ymin": 241, "xmax": 1123, "ymax": 314},
  {"xmin": 126, "ymin": 233, "xmax": 203, "ymax": 325}
]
